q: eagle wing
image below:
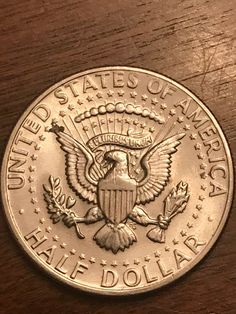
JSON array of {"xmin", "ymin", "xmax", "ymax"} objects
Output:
[
  {"xmin": 136, "ymin": 133, "xmax": 185, "ymax": 205},
  {"xmin": 54, "ymin": 128, "xmax": 104, "ymax": 204}
]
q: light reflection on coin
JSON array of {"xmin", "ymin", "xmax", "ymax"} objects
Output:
[{"xmin": 1, "ymin": 67, "xmax": 233, "ymax": 295}]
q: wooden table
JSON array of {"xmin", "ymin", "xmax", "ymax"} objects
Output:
[{"xmin": 0, "ymin": 1, "xmax": 235, "ymax": 313}]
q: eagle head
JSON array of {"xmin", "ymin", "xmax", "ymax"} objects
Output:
[{"xmin": 101, "ymin": 150, "xmax": 128, "ymax": 168}]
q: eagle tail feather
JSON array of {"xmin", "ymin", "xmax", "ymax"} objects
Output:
[{"xmin": 93, "ymin": 223, "xmax": 137, "ymax": 254}]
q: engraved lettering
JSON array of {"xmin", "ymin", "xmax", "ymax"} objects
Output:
[
  {"xmin": 55, "ymin": 254, "xmax": 69, "ymax": 274},
  {"xmin": 160, "ymin": 83, "xmax": 176, "ymax": 99},
  {"xmin": 184, "ymin": 236, "xmax": 206, "ymax": 255},
  {"xmin": 123, "ymin": 268, "xmax": 141, "ymax": 287},
  {"xmin": 147, "ymin": 78, "xmax": 163, "ymax": 94},
  {"xmin": 209, "ymin": 165, "xmax": 226, "ymax": 180},
  {"xmin": 7, "ymin": 173, "xmax": 25, "ymax": 190},
  {"xmin": 209, "ymin": 181, "xmax": 227, "ymax": 197},
  {"xmin": 12, "ymin": 147, "xmax": 28, "ymax": 156},
  {"xmin": 113, "ymin": 71, "xmax": 124, "ymax": 88},
  {"xmin": 127, "ymin": 73, "xmax": 138, "ymax": 89},
  {"xmin": 83, "ymin": 76, "xmax": 98, "ymax": 93},
  {"xmin": 142, "ymin": 265, "xmax": 158, "ymax": 283},
  {"xmin": 54, "ymin": 88, "xmax": 68, "ymax": 105},
  {"xmin": 70, "ymin": 261, "xmax": 88, "ymax": 279},
  {"xmin": 64, "ymin": 80, "xmax": 79, "ymax": 97},
  {"xmin": 156, "ymin": 259, "xmax": 174, "ymax": 278},
  {"xmin": 8, "ymin": 157, "xmax": 26, "ymax": 173},
  {"xmin": 174, "ymin": 249, "xmax": 191, "ymax": 269},
  {"xmin": 33, "ymin": 104, "xmax": 51, "ymax": 122},
  {"xmin": 95, "ymin": 72, "xmax": 110, "ymax": 88},
  {"xmin": 23, "ymin": 118, "xmax": 41, "ymax": 134},
  {"xmin": 24, "ymin": 227, "xmax": 48, "ymax": 249},
  {"xmin": 187, "ymin": 107, "xmax": 209, "ymax": 128},
  {"xmin": 37, "ymin": 245, "xmax": 57, "ymax": 265},
  {"xmin": 174, "ymin": 97, "xmax": 191, "ymax": 114},
  {"xmin": 15, "ymin": 131, "xmax": 33, "ymax": 146},
  {"xmin": 101, "ymin": 269, "xmax": 119, "ymax": 288}
]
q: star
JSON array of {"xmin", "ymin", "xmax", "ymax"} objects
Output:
[
  {"xmin": 39, "ymin": 135, "xmax": 46, "ymax": 141},
  {"xmin": 117, "ymin": 117, "xmax": 122, "ymax": 123},
  {"xmin": 140, "ymin": 123, "xmax": 146, "ymax": 129},
  {"xmin": 79, "ymin": 253, "xmax": 86, "ymax": 260},
  {"xmin": 200, "ymin": 172, "xmax": 208, "ymax": 179},
  {"xmin": 111, "ymin": 261, "xmax": 118, "ymax": 267},
  {"xmin": 45, "ymin": 126, "xmax": 51, "ymax": 132},
  {"xmin": 52, "ymin": 235, "xmax": 59, "ymax": 242},
  {"xmin": 201, "ymin": 185, "xmax": 207, "ymax": 191},
  {"xmin": 89, "ymin": 257, "xmax": 96, "ymax": 264},
  {"xmin": 197, "ymin": 153, "xmax": 205, "ymax": 160},
  {"xmin": 199, "ymin": 195, "xmax": 205, "ymax": 201},
  {"xmin": 31, "ymin": 197, "xmax": 38, "ymax": 204},
  {"xmin": 123, "ymin": 261, "xmax": 130, "ymax": 267},
  {"xmin": 91, "ymin": 122, "xmax": 98, "ymax": 128},
  {"xmin": 200, "ymin": 163, "xmax": 207, "ymax": 170},
  {"xmin": 86, "ymin": 95, "xmax": 93, "ymax": 102},
  {"xmin": 190, "ymin": 133, "xmax": 197, "ymax": 140},
  {"xmin": 34, "ymin": 144, "xmax": 41, "ymax": 151},
  {"xmin": 77, "ymin": 99, "xmax": 83, "ymax": 105},
  {"xmin": 165, "ymin": 246, "xmax": 170, "ymax": 252},
  {"xmin": 187, "ymin": 222, "xmax": 193, "ymax": 229},
  {"xmin": 196, "ymin": 204, "xmax": 202, "ymax": 211},
  {"xmin": 192, "ymin": 213, "xmax": 198, "ymax": 219},
  {"xmin": 29, "ymin": 165, "xmax": 36, "ymax": 172},
  {"xmin": 151, "ymin": 98, "xmax": 158, "ymax": 105},
  {"xmin": 31, "ymin": 154, "xmax": 38, "ymax": 161},
  {"xmin": 177, "ymin": 116, "xmax": 184, "ymax": 123},
  {"xmin": 45, "ymin": 226, "xmax": 52, "ymax": 233},
  {"xmin": 118, "ymin": 90, "xmax": 124, "ymax": 96},
  {"xmin": 194, "ymin": 143, "xmax": 201, "ymax": 150},
  {"xmin": 180, "ymin": 230, "xmax": 187, "ymax": 237},
  {"xmin": 52, "ymin": 118, "xmax": 58, "ymax": 124},
  {"xmin": 28, "ymin": 186, "xmax": 36, "ymax": 194},
  {"xmin": 60, "ymin": 243, "xmax": 67, "ymax": 249},
  {"xmin": 107, "ymin": 90, "xmax": 114, "ymax": 97},
  {"xmin": 96, "ymin": 92, "xmax": 103, "ymax": 98},
  {"xmin": 149, "ymin": 127, "xmax": 155, "ymax": 133},
  {"xmin": 19, "ymin": 209, "xmax": 24, "ymax": 215},
  {"xmin": 28, "ymin": 176, "xmax": 34, "ymax": 183},
  {"xmin": 133, "ymin": 120, "xmax": 139, "ymax": 125},
  {"xmin": 59, "ymin": 111, "xmax": 66, "ymax": 117},
  {"xmin": 154, "ymin": 251, "xmax": 161, "ymax": 258},
  {"xmin": 68, "ymin": 104, "xmax": 75, "ymax": 111},
  {"xmin": 173, "ymin": 238, "xmax": 179, "ymax": 245},
  {"xmin": 83, "ymin": 126, "xmax": 89, "ymax": 131},
  {"xmin": 130, "ymin": 91, "xmax": 137, "ymax": 98},
  {"xmin": 39, "ymin": 218, "xmax": 45, "ymax": 224},
  {"xmin": 144, "ymin": 255, "xmax": 151, "ymax": 262},
  {"xmin": 141, "ymin": 94, "xmax": 148, "ymax": 101},
  {"xmin": 34, "ymin": 208, "xmax": 40, "ymax": 214},
  {"xmin": 169, "ymin": 109, "xmax": 176, "ymax": 116},
  {"xmin": 183, "ymin": 124, "xmax": 190, "ymax": 130},
  {"xmin": 100, "ymin": 119, "xmax": 106, "ymax": 125},
  {"xmin": 70, "ymin": 249, "xmax": 76, "ymax": 255},
  {"xmin": 109, "ymin": 118, "xmax": 114, "ymax": 123},
  {"xmin": 134, "ymin": 259, "xmax": 140, "ymax": 265},
  {"xmin": 208, "ymin": 216, "xmax": 213, "ymax": 222},
  {"xmin": 160, "ymin": 103, "xmax": 167, "ymax": 110},
  {"xmin": 100, "ymin": 260, "xmax": 107, "ymax": 267}
]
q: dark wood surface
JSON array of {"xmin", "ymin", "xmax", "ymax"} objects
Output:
[{"xmin": 0, "ymin": 1, "xmax": 235, "ymax": 313}]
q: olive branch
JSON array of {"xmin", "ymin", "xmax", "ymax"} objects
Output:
[
  {"xmin": 147, "ymin": 181, "xmax": 190, "ymax": 243},
  {"xmin": 43, "ymin": 176, "xmax": 85, "ymax": 239}
]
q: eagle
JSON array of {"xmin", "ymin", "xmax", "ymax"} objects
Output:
[{"xmin": 50, "ymin": 124, "xmax": 185, "ymax": 254}]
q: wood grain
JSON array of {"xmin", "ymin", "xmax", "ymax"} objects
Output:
[{"xmin": 0, "ymin": 1, "xmax": 235, "ymax": 313}]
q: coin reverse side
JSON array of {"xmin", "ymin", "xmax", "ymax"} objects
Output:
[{"xmin": 1, "ymin": 67, "xmax": 233, "ymax": 295}]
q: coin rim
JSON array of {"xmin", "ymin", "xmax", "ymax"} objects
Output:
[{"xmin": 1, "ymin": 66, "xmax": 234, "ymax": 295}]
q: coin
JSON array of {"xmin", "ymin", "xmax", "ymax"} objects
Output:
[{"xmin": 1, "ymin": 66, "xmax": 233, "ymax": 295}]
